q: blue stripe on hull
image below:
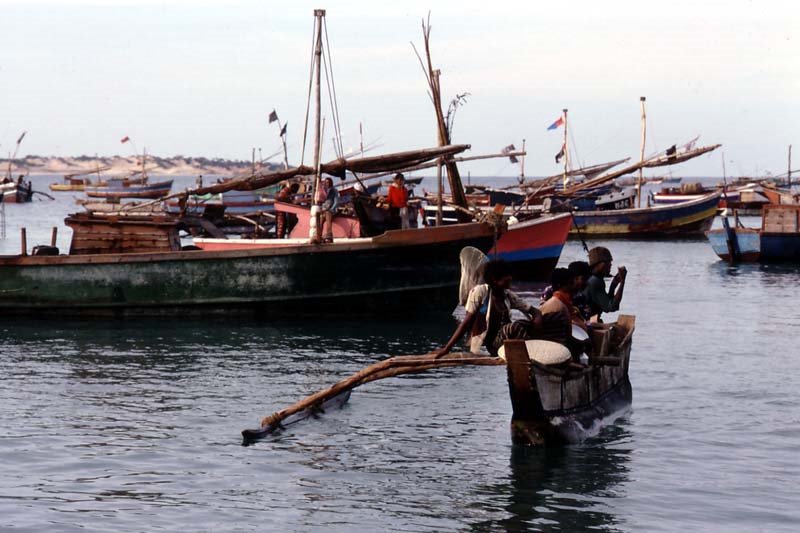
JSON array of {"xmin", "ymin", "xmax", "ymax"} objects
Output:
[{"xmin": 494, "ymin": 244, "xmax": 565, "ymax": 263}]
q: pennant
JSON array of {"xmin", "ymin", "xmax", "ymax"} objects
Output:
[
  {"xmin": 16, "ymin": 131, "xmax": 27, "ymax": 144},
  {"xmin": 547, "ymin": 116, "xmax": 564, "ymax": 131},
  {"xmin": 555, "ymin": 143, "xmax": 566, "ymax": 164},
  {"xmin": 120, "ymin": 136, "xmax": 130, "ymax": 143},
  {"xmin": 268, "ymin": 110, "xmax": 278, "ymax": 123},
  {"xmin": 502, "ymin": 144, "xmax": 518, "ymax": 164},
  {"xmin": 279, "ymin": 122, "xmax": 287, "ymax": 136}
]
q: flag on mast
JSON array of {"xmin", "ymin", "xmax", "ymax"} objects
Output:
[
  {"xmin": 120, "ymin": 136, "xmax": 130, "ymax": 143},
  {"xmin": 546, "ymin": 115, "xmax": 564, "ymax": 131},
  {"xmin": 16, "ymin": 131, "xmax": 27, "ymax": 144},
  {"xmin": 268, "ymin": 110, "xmax": 279, "ymax": 123},
  {"xmin": 280, "ymin": 122, "xmax": 288, "ymax": 136},
  {"xmin": 555, "ymin": 142, "xmax": 566, "ymax": 164}
]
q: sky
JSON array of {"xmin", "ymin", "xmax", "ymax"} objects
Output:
[{"xmin": 1, "ymin": 0, "xmax": 797, "ymax": 177}]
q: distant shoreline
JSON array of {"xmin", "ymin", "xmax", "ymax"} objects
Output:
[{"xmin": 1, "ymin": 155, "xmax": 282, "ymax": 177}]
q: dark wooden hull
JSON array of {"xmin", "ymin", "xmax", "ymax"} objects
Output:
[
  {"xmin": 504, "ymin": 316, "xmax": 635, "ymax": 446},
  {"xmin": 0, "ymin": 223, "xmax": 494, "ymax": 317}
]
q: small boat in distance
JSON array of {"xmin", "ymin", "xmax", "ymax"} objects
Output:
[
  {"xmin": 706, "ymin": 203, "xmax": 800, "ymax": 263},
  {"xmin": 85, "ymin": 177, "xmax": 173, "ymax": 200},
  {"xmin": 50, "ymin": 167, "xmax": 113, "ymax": 191}
]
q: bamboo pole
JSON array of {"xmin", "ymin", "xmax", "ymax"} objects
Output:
[
  {"xmin": 520, "ymin": 138, "xmax": 526, "ymax": 182},
  {"xmin": 637, "ymin": 96, "xmax": 647, "ymax": 208},
  {"xmin": 252, "ymin": 352, "xmax": 504, "ymax": 433},
  {"xmin": 337, "ymin": 150, "xmax": 526, "ymax": 188},
  {"xmin": 436, "ymin": 158, "xmax": 443, "ymax": 226},
  {"xmin": 788, "ymin": 145, "xmax": 792, "ymax": 192},
  {"xmin": 309, "ymin": 9, "xmax": 325, "ymax": 243},
  {"xmin": 20, "ymin": 227, "xmax": 27, "ymax": 256},
  {"xmin": 562, "ymin": 109, "xmax": 569, "ymax": 189}
]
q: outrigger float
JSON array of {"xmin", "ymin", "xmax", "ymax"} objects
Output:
[{"xmin": 242, "ymin": 315, "xmax": 636, "ymax": 446}]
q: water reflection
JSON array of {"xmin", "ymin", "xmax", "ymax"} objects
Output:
[
  {"xmin": 708, "ymin": 260, "xmax": 800, "ymax": 285},
  {"xmin": 472, "ymin": 425, "xmax": 632, "ymax": 532}
]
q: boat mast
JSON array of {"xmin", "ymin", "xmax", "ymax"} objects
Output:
[
  {"xmin": 562, "ymin": 109, "xmax": 569, "ymax": 189},
  {"xmin": 141, "ymin": 147, "xmax": 147, "ymax": 181},
  {"xmin": 434, "ymin": 69, "xmax": 444, "ymax": 226},
  {"xmin": 309, "ymin": 9, "xmax": 325, "ymax": 243},
  {"xmin": 520, "ymin": 138, "xmax": 526, "ymax": 183},
  {"xmin": 637, "ymin": 96, "xmax": 646, "ymax": 207},
  {"xmin": 788, "ymin": 144, "xmax": 792, "ymax": 193}
]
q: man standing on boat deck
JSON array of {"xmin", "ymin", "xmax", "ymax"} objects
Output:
[
  {"xmin": 433, "ymin": 259, "xmax": 542, "ymax": 358},
  {"xmin": 387, "ymin": 173, "xmax": 410, "ymax": 229},
  {"xmin": 583, "ymin": 246, "xmax": 627, "ymax": 321},
  {"xmin": 275, "ymin": 182, "xmax": 300, "ymax": 238},
  {"xmin": 318, "ymin": 177, "xmax": 339, "ymax": 243}
]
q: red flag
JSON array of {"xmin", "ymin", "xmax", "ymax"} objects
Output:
[
  {"xmin": 268, "ymin": 110, "xmax": 278, "ymax": 124},
  {"xmin": 120, "ymin": 136, "xmax": 130, "ymax": 143}
]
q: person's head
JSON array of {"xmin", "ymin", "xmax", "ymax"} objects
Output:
[
  {"xmin": 323, "ymin": 177, "xmax": 334, "ymax": 188},
  {"xmin": 393, "ymin": 173, "xmax": 405, "ymax": 185},
  {"xmin": 568, "ymin": 261, "xmax": 591, "ymax": 291},
  {"xmin": 289, "ymin": 182, "xmax": 300, "ymax": 193},
  {"xmin": 588, "ymin": 246, "xmax": 613, "ymax": 277},
  {"xmin": 550, "ymin": 267, "xmax": 576, "ymax": 293},
  {"xmin": 482, "ymin": 259, "xmax": 512, "ymax": 290}
]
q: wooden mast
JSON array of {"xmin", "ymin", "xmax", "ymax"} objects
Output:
[
  {"xmin": 309, "ymin": 9, "xmax": 325, "ymax": 243},
  {"xmin": 434, "ymin": 69, "xmax": 444, "ymax": 226},
  {"xmin": 636, "ymin": 96, "xmax": 646, "ymax": 207},
  {"xmin": 788, "ymin": 144, "xmax": 792, "ymax": 193},
  {"xmin": 562, "ymin": 109, "xmax": 569, "ymax": 189},
  {"xmin": 421, "ymin": 20, "xmax": 468, "ymax": 211},
  {"xmin": 520, "ymin": 138, "xmax": 526, "ymax": 183}
]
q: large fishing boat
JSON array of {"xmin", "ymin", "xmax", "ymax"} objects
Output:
[
  {"xmin": 570, "ymin": 190, "xmax": 722, "ymax": 237},
  {"xmin": 0, "ymin": 209, "xmax": 494, "ymax": 316},
  {"xmin": 193, "ymin": 203, "xmax": 572, "ymax": 282}
]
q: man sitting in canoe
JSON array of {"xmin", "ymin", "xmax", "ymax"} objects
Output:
[
  {"xmin": 540, "ymin": 261, "xmax": 593, "ymax": 322},
  {"xmin": 433, "ymin": 259, "xmax": 542, "ymax": 358},
  {"xmin": 584, "ymin": 246, "xmax": 627, "ymax": 321}
]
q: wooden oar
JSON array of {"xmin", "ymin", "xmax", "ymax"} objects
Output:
[{"xmin": 242, "ymin": 352, "xmax": 504, "ymax": 443}]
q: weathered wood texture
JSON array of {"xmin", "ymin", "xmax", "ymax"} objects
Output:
[{"xmin": 65, "ymin": 214, "xmax": 181, "ymax": 255}]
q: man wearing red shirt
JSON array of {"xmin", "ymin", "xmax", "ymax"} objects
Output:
[{"xmin": 387, "ymin": 173, "xmax": 410, "ymax": 229}]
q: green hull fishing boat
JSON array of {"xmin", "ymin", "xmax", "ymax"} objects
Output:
[{"xmin": 0, "ymin": 213, "xmax": 494, "ymax": 317}]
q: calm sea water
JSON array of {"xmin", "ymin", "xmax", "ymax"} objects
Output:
[{"xmin": 1, "ymin": 176, "xmax": 799, "ymax": 531}]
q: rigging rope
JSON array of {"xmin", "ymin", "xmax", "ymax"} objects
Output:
[
  {"xmin": 323, "ymin": 18, "xmax": 345, "ymax": 160},
  {"xmin": 299, "ymin": 17, "xmax": 319, "ymax": 168}
]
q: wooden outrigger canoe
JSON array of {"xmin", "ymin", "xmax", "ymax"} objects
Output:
[{"xmin": 502, "ymin": 315, "xmax": 635, "ymax": 446}]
